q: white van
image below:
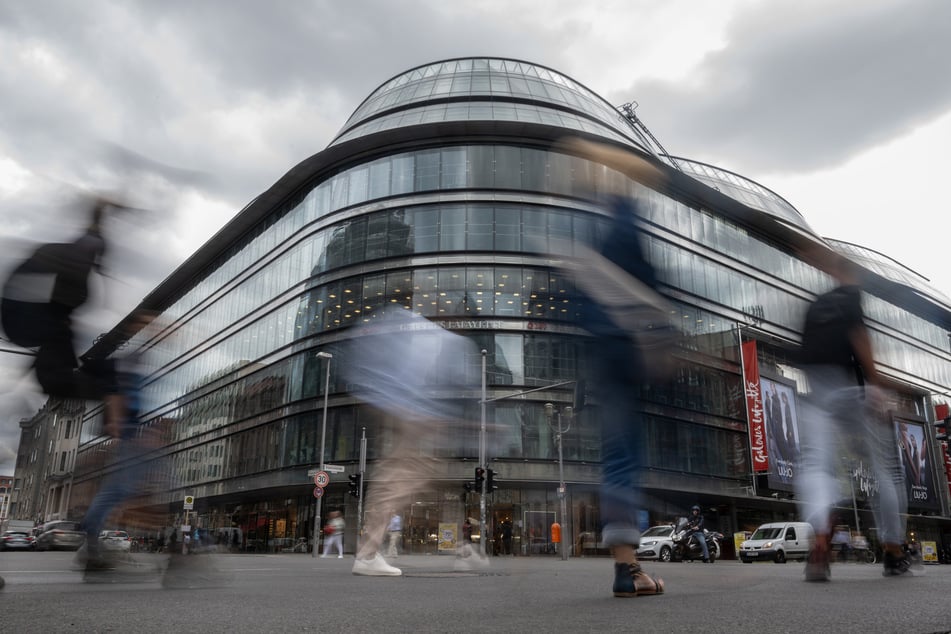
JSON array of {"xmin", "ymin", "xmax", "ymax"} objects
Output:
[{"xmin": 739, "ymin": 521, "xmax": 815, "ymax": 563}]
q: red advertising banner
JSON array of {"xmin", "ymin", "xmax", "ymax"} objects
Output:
[
  {"xmin": 942, "ymin": 441, "xmax": 951, "ymax": 499},
  {"xmin": 742, "ymin": 340, "xmax": 768, "ymax": 472}
]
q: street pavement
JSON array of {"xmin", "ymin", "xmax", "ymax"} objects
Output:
[{"xmin": 2, "ymin": 551, "xmax": 950, "ymax": 633}]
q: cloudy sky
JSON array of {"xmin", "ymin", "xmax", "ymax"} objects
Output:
[{"xmin": 1, "ymin": 0, "xmax": 948, "ymax": 474}]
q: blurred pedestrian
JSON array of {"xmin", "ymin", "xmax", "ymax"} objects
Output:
[
  {"xmin": 794, "ymin": 249, "xmax": 910, "ymax": 581},
  {"xmin": 1, "ymin": 197, "xmax": 125, "ymax": 425},
  {"xmin": 322, "ymin": 511, "xmax": 345, "ymax": 558},
  {"xmin": 500, "ymin": 521, "xmax": 513, "ymax": 555},
  {"xmin": 560, "ymin": 137, "xmax": 673, "ymax": 598},
  {"xmin": 340, "ymin": 307, "xmax": 478, "ymax": 576},
  {"xmin": 78, "ymin": 309, "xmax": 157, "ymax": 571},
  {"xmin": 385, "ymin": 511, "xmax": 402, "ymax": 558}
]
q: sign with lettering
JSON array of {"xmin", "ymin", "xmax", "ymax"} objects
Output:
[{"xmin": 742, "ymin": 340, "xmax": 768, "ymax": 473}]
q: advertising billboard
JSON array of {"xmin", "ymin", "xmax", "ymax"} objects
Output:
[
  {"xmin": 895, "ymin": 419, "xmax": 940, "ymax": 511},
  {"xmin": 762, "ymin": 377, "xmax": 801, "ymax": 492}
]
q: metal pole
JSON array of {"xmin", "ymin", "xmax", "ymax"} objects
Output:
[
  {"xmin": 546, "ymin": 403, "xmax": 571, "ymax": 561},
  {"xmin": 557, "ymin": 414, "xmax": 568, "ymax": 561},
  {"xmin": 357, "ymin": 427, "xmax": 367, "ymax": 550},
  {"xmin": 312, "ymin": 351, "xmax": 332, "ymax": 559},
  {"xmin": 479, "ymin": 349, "xmax": 487, "ymax": 557}
]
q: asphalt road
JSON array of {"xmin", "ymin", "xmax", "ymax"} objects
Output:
[{"xmin": 2, "ymin": 552, "xmax": 950, "ymax": 633}]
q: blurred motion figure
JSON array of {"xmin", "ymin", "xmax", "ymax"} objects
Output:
[
  {"xmin": 560, "ymin": 137, "xmax": 674, "ymax": 598},
  {"xmin": 1, "ymin": 197, "xmax": 124, "ymax": 424},
  {"xmin": 339, "ymin": 307, "xmax": 478, "ymax": 577},
  {"xmin": 794, "ymin": 249, "xmax": 910, "ymax": 581}
]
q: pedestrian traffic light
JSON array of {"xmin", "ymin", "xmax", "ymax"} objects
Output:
[
  {"xmin": 573, "ymin": 380, "xmax": 586, "ymax": 412},
  {"xmin": 474, "ymin": 467, "xmax": 485, "ymax": 490},
  {"xmin": 486, "ymin": 468, "xmax": 498, "ymax": 494},
  {"xmin": 348, "ymin": 473, "xmax": 362, "ymax": 498}
]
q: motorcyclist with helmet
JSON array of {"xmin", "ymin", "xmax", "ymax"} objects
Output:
[{"xmin": 686, "ymin": 505, "xmax": 710, "ymax": 563}]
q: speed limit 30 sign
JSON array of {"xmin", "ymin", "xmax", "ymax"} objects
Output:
[{"xmin": 313, "ymin": 471, "xmax": 330, "ymax": 488}]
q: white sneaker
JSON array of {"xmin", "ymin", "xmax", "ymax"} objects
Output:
[
  {"xmin": 337, "ymin": 555, "xmax": 343, "ymax": 559},
  {"xmin": 352, "ymin": 553, "xmax": 402, "ymax": 576},
  {"xmin": 454, "ymin": 547, "xmax": 490, "ymax": 572}
]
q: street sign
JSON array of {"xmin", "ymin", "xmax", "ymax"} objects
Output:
[
  {"xmin": 314, "ymin": 471, "xmax": 330, "ymax": 488},
  {"xmin": 313, "ymin": 486, "xmax": 324, "ymax": 499},
  {"xmin": 323, "ymin": 464, "xmax": 345, "ymax": 474},
  {"xmin": 184, "ymin": 495, "xmax": 195, "ymax": 510}
]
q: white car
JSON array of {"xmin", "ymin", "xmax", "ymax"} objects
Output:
[
  {"xmin": 636, "ymin": 525, "xmax": 675, "ymax": 562},
  {"xmin": 99, "ymin": 530, "xmax": 132, "ymax": 552}
]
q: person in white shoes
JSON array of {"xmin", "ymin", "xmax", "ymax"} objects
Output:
[
  {"xmin": 321, "ymin": 511, "xmax": 345, "ymax": 558},
  {"xmin": 341, "ymin": 308, "xmax": 478, "ymax": 577}
]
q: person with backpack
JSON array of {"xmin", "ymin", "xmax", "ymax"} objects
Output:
[
  {"xmin": 1, "ymin": 197, "xmax": 124, "ymax": 425},
  {"xmin": 794, "ymin": 248, "xmax": 910, "ymax": 581}
]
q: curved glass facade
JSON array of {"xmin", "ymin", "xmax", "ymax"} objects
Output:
[
  {"xmin": 338, "ymin": 58, "xmax": 655, "ymax": 153},
  {"xmin": 70, "ymin": 57, "xmax": 951, "ymax": 555},
  {"xmin": 675, "ymin": 157, "xmax": 815, "ymax": 235}
]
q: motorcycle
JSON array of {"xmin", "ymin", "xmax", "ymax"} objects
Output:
[{"xmin": 670, "ymin": 517, "xmax": 722, "ymax": 562}]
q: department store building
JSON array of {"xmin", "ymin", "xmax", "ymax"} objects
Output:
[{"xmin": 67, "ymin": 58, "xmax": 951, "ymax": 557}]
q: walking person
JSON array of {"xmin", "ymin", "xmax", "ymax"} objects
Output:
[
  {"xmin": 322, "ymin": 511, "xmax": 345, "ymax": 558},
  {"xmin": 794, "ymin": 249, "xmax": 911, "ymax": 581},
  {"xmin": 385, "ymin": 511, "xmax": 402, "ymax": 558},
  {"xmin": 559, "ymin": 137, "xmax": 673, "ymax": 598},
  {"xmin": 77, "ymin": 309, "xmax": 158, "ymax": 571},
  {"xmin": 339, "ymin": 306, "xmax": 478, "ymax": 576}
]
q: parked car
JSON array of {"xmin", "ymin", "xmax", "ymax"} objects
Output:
[
  {"xmin": 636, "ymin": 524, "xmax": 675, "ymax": 562},
  {"xmin": 99, "ymin": 530, "xmax": 132, "ymax": 552},
  {"xmin": 738, "ymin": 521, "xmax": 815, "ymax": 563},
  {"xmin": 1, "ymin": 530, "xmax": 35, "ymax": 551},
  {"xmin": 34, "ymin": 520, "xmax": 85, "ymax": 551}
]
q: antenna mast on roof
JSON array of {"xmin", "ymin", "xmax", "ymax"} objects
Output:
[{"xmin": 618, "ymin": 102, "xmax": 681, "ymax": 171}]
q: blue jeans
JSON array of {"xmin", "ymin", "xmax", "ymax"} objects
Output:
[
  {"xmin": 692, "ymin": 532, "xmax": 710, "ymax": 560},
  {"xmin": 81, "ymin": 437, "xmax": 147, "ymax": 555},
  {"xmin": 794, "ymin": 365, "xmax": 906, "ymax": 544},
  {"xmin": 594, "ymin": 338, "xmax": 645, "ymax": 548}
]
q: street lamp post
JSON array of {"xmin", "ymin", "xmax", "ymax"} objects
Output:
[
  {"xmin": 479, "ymin": 349, "xmax": 487, "ymax": 557},
  {"xmin": 545, "ymin": 403, "xmax": 572, "ymax": 561},
  {"xmin": 312, "ymin": 351, "xmax": 333, "ymax": 559}
]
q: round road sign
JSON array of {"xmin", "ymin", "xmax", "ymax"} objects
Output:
[
  {"xmin": 313, "ymin": 486, "xmax": 324, "ymax": 498},
  {"xmin": 314, "ymin": 471, "xmax": 330, "ymax": 487}
]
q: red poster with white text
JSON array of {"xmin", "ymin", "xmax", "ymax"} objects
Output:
[{"xmin": 742, "ymin": 340, "xmax": 768, "ymax": 472}]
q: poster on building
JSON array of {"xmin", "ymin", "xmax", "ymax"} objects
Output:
[
  {"xmin": 741, "ymin": 340, "xmax": 768, "ymax": 473},
  {"xmin": 761, "ymin": 377, "xmax": 801, "ymax": 492},
  {"xmin": 437, "ymin": 522, "xmax": 457, "ymax": 552},
  {"xmin": 895, "ymin": 420, "xmax": 940, "ymax": 511}
]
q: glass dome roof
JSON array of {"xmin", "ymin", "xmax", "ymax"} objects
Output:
[
  {"xmin": 333, "ymin": 57, "xmax": 657, "ymax": 154},
  {"xmin": 826, "ymin": 239, "xmax": 951, "ymax": 307},
  {"xmin": 674, "ymin": 157, "xmax": 816, "ymax": 235}
]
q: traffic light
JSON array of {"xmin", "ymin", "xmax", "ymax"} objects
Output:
[
  {"xmin": 348, "ymin": 473, "xmax": 362, "ymax": 498},
  {"xmin": 486, "ymin": 468, "xmax": 498, "ymax": 494},
  {"xmin": 573, "ymin": 380, "xmax": 586, "ymax": 412},
  {"xmin": 474, "ymin": 467, "xmax": 485, "ymax": 490},
  {"xmin": 936, "ymin": 416, "xmax": 950, "ymax": 442}
]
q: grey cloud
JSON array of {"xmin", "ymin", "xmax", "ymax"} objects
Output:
[{"xmin": 609, "ymin": 0, "xmax": 951, "ymax": 173}]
